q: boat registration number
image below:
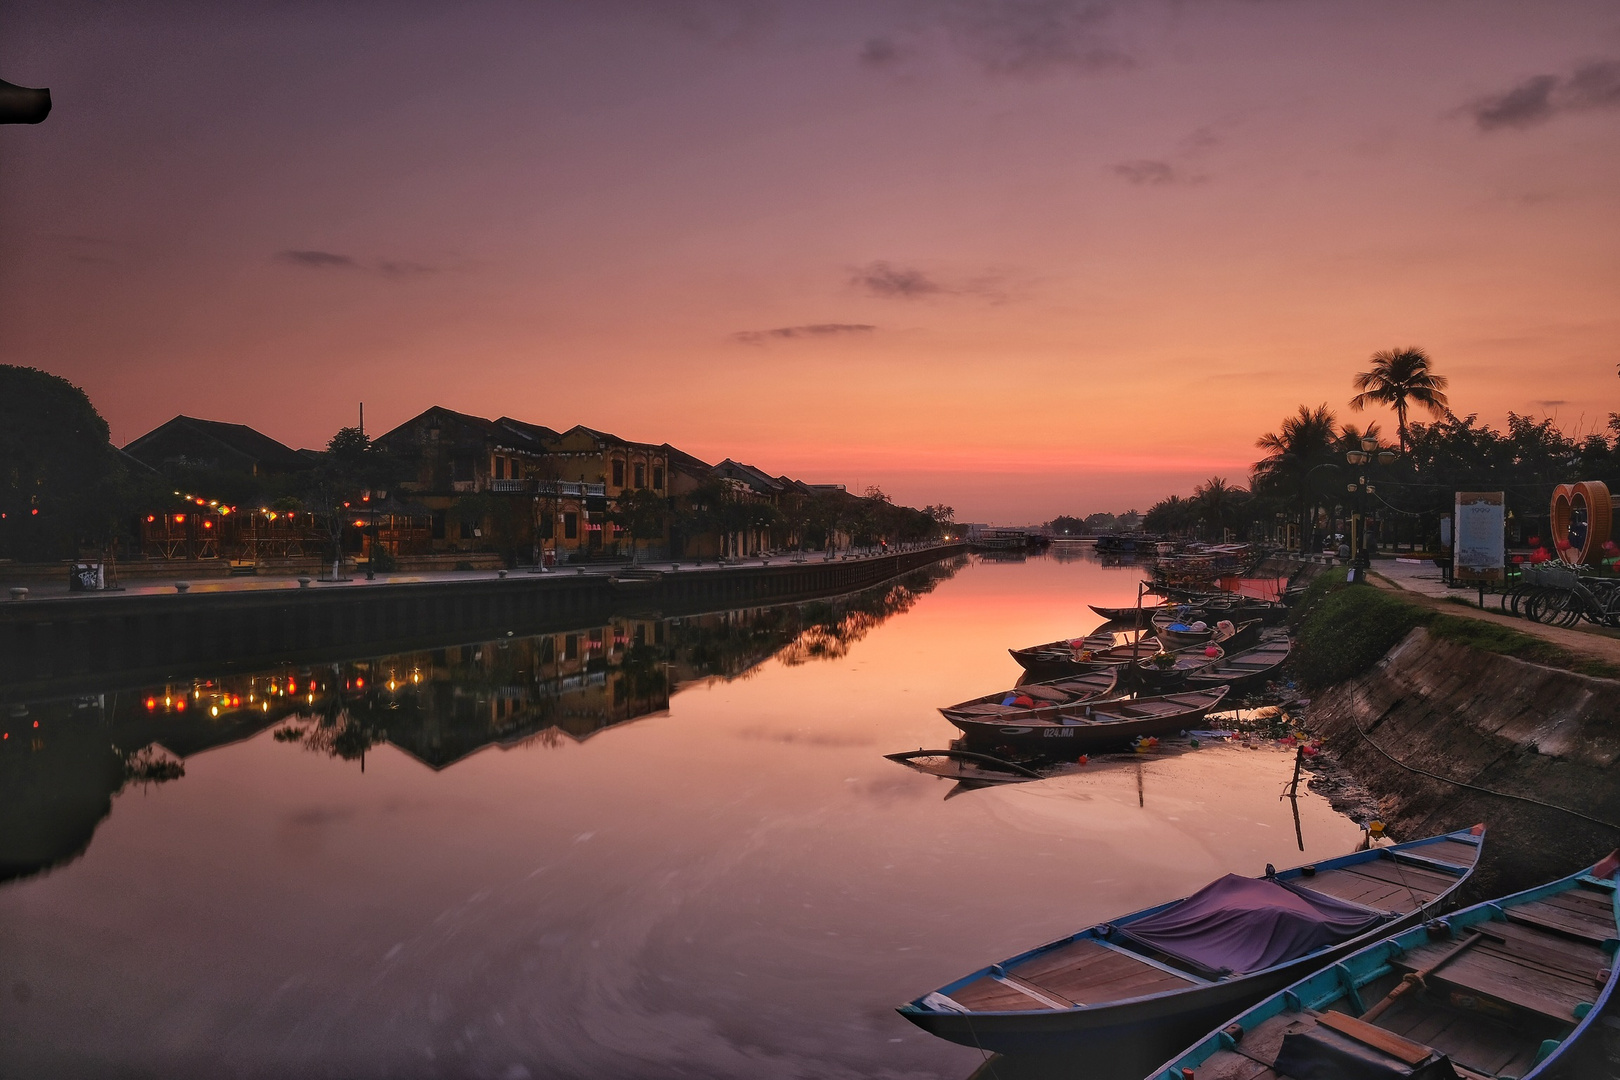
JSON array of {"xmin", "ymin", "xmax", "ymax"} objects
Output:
[{"xmin": 1041, "ymin": 728, "xmax": 1074, "ymax": 738}]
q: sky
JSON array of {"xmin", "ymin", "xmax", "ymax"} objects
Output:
[{"xmin": 2, "ymin": 1, "xmax": 1618, "ymax": 523}]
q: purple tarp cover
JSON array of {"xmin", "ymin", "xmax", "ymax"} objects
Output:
[{"xmin": 1119, "ymin": 874, "xmax": 1387, "ymax": 975}]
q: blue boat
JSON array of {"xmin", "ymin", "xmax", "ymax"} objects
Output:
[
  {"xmin": 1151, "ymin": 850, "xmax": 1620, "ymax": 1080},
  {"xmin": 897, "ymin": 828, "xmax": 1484, "ymax": 1058}
]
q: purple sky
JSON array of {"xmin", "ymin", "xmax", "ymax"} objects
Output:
[{"xmin": 3, "ymin": 1, "xmax": 1618, "ymax": 521}]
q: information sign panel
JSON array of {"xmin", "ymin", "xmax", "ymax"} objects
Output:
[{"xmin": 1453, "ymin": 492, "xmax": 1504, "ymax": 582}]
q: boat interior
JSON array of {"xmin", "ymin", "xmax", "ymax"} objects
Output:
[
  {"xmin": 943, "ymin": 674, "xmax": 1117, "ymax": 718},
  {"xmin": 940, "ymin": 842, "xmax": 1480, "ymax": 1017},
  {"xmin": 1176, "ymin": 876, "xmax": 1616, "ymax": 1080}
]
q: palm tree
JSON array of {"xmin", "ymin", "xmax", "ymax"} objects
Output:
[
  {"xmin": 1193, "ymin": 476, "xmax": 1248, "ymax": 540},
  {"xmin": 1253, "ymin": 404, "xmax": 1339, "ymax": 552},
  {"xmin": 1350, "ymin": 348, "xmax": 1449, "ymax": 453}
]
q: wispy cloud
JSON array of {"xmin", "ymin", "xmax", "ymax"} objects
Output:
[
  {"xmin": 943, "ymin": 0, "xmax": 1132, "ymax": 76},
  {"xmin": 859, "ymin": 36, "xmax": 903, "ymax": 66},
  {"xmin": 850, "ymin": 262, "xmax": 944, "ymax": 299},
  {"xmin": 731, "ymin": 323, "xmax": 877, "ymax": 345},
  {"xmin": 276, "ymin": 249, "xmax": 359, "ymax": 269},
  {"xmin": 1111, "ymin": 159, "xmax": 1205, "ymax": 186},
  {"xmin": 275, "ymin": 250, "xmax": 438, "ymax": 276},
  {"xmin": 1468, "ymin": 60, "xmax": 1620, "ymax": 131}
]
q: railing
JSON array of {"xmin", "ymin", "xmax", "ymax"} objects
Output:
[{"xmin": 487, "ymin": 479, "xmax": 607, "ymax": 496}]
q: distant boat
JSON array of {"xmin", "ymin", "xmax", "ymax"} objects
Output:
[
  {"xmin": 939, "ymin": 670, "xmax": 1120, "ymax": 726},
  {"xmin": 898, "ymin": 826, "xmax": 1485, "ymax": 1057},
  {"xmin": 1153, "ymin": 846, "xmax": 1617, "ymax": 1080},
  {"xmin": 943, "ymin": 687, "xmax": 1230, "ymax": 752}
]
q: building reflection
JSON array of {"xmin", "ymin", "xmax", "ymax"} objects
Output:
[{"xmin": 0, "ymin": 559, "xmax": 962, "ymax": 883}]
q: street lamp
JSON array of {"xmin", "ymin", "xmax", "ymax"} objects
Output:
[{"xmin": 1345, "ymin": 437, "xmax": 1398, "ymax": 572}]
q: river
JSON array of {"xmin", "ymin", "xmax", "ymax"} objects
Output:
[{"xmin": 0, "ymin": 550, "xmax": 1361, "ymax": 1079}]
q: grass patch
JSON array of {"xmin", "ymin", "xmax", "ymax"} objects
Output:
[
  {"xmin": 1426, "ymin": 614, "xmax": 1620, "ymax": 679},
  {"xmin": 1292, "ymin": 578, "xmax": 1429, "ymax": 688},
  {"xmin": 1290, "ymin": 571, "xmax": 1620, "ymax": 685}
]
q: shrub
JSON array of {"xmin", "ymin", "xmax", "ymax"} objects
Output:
[
  {"xmin": 368, "ymin": 547, "xmax": 399, "ymax": 573},
  {"xmin": 455, "ymin": 560, "xmax": 475, "ymax": 571}
]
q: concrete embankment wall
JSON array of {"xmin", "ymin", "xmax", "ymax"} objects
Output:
[
  {"xmin": 1308, "ymin": 626, "xmax": 1620, "ymax": 896},
  {"xmin": 0, "ymin": 544, "xmax": 964, "ymax": 700}
]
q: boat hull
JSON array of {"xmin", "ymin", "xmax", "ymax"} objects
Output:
[{"xmin": 946, "ymin": 690, "xmax": 1227, "ymax": 752}]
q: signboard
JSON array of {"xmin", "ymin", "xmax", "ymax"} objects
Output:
[{"xmin": 1453, "ymin": 492, "xmax": 1504, "ymax": 582}]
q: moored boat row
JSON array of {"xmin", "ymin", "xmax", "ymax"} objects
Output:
[{"xmin": 896, "ymin": 572, "xmax": 1620, "ymax": 1079}]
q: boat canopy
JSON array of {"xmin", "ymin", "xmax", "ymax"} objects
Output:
[{"xmin": 1118, "ymin": 874, "xmax": 1387, "ymax": 976}]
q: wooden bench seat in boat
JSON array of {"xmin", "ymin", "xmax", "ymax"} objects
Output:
[
  {"xmin": 1290, "ymin": 857, "xmax": 1456, "ymax": 913},
  {"xmin": 944, "ymin": 938, "xmax": 1201, "ymax": 1012}
]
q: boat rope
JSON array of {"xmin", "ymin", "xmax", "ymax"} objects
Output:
[{"xmin": 1349, "ymin": 710, "xmax": 1620, "ymax": 833}]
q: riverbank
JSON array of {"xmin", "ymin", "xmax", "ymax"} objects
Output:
[
  {"xmin": 1288, "ymin": 568, "xmax": 1620, "ymax": 897},
  {"xmin": 0, "ymin": 543, "xmax": 965, "ymax": 699}
]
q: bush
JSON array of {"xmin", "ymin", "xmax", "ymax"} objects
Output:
[
  {"xmin": 1291, "ymin": 577, "xmax": 1428, "ymax": 687},
  {"xmin": 454, "ymin": 560, "xmax": 475, "ymax": 571},
  {"xmin": 368, "ymin": 547, "xmax": 399, "ymax": 573}
]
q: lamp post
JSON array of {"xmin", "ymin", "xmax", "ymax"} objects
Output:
[{"xmin": 1344, "ymin": 437, "xmax": 1398, "ymax": 572}]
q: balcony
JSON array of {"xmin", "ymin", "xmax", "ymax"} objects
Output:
[{"xmin": 487, "ymin": 479, "xmax": 607, "ymax": 497}]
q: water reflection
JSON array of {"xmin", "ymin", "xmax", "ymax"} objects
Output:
[
  {"xmin": 0, "ymin": 559, "xmax": 963, "ymax": 883},
  {"xmin": 0, "ymin": 550, "xmax": 1363, "ymax": 1080}
]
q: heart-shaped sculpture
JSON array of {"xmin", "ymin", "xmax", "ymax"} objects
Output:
[{"xmin": 1549, "ymin": 481, "xmax": 1612, "ymax": 566}]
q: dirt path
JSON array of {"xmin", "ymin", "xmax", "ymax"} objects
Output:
[{"xmin": 1370, "ymin": 570, "xmax": 1620, "ymax": 668}]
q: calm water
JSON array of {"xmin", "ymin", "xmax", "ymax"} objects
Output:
[{"xmin": 0, "ymin": 552, "xmax": 1360, "ymax": 1080}]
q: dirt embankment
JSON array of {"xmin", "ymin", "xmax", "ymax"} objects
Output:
[{"xmin": 1304, "ymin": 626, "xmax": 1620, "ymax": 898}]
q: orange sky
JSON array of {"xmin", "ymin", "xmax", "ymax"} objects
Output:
[{"xmin": 3, "ymin": 1, "xmax": 1617, "ymax": 520}]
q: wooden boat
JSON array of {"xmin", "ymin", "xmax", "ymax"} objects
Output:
[
  {"xmin": 884, "ymin": 748, "xmax": 1045, "ymax": 785},
  {"xmin": 940, "ymin": 670, "xmax": 1120, "ymax": 725},
  {"xmin": 1153, "ymin": 617, "xmax": 1265, "ymax": 654},
  {"xmin": 1132, "ymin": 650, "xmax": 1227, "ymax": 693},
  {"xmin": 1010, "ymin": 634, "xmax": 1198, "ymax": 679},
  {"xmin": 1089, "ymin": 603, "xmax": 1170, "ymax": 625},
  {"xmin": 944, "ymin": 687, "xmax": 1230, "ymax": 752},
  {"xmin": 897, "ymin": 826, "xmax": 1485, "ymax": 1058},
  {"xmin": 1152, "ymin": 848, "xmax": 1618, "ymax": 1080},
  {"xmin": 1183, "ymin": 633, "xmax": 1293, "ymax": 693}
]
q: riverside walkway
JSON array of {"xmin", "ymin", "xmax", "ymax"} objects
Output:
[
  {"xmin": 4, "ymin": 547, "xmax": 934, "ymax": 602},
  {"xmin": 1370, "ymin": 556, "xmax": 1620, "ymax": 668}
]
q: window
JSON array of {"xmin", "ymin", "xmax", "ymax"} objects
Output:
[
  {"xmin": 612, "ymin": 459, "xmax": 625, "ymax": 487},
  {"xmin": 431, "ymin": 512, "xmax": 446, "ymax": 540},
  {"xmin": 564, "ymin": 512, "xmax": 578, "ymax": 539},
  {"xmin": 564, "ymin": 634, "xmax": 579, "ymax": 661},
  {"xmin": 634, "ymin": 463, "xmax": 645, "ymax": 488},
  {"xmin": 494, "ymin": 457, "xmax": 506, "ymax": 480},
  {"xmin": 652, "ymin": 466, "xmax": 664, "ymax": 490}
]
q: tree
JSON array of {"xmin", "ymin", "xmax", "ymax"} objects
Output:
[
  {"xmin": 1192, "ymin": 476, "xmax": 1249, "ymax": 540},
  {"xmin": 607, "ymin": 488, "xmax": 667, "ymax": 563},
  {"xmin": 1350, "ymin": 347, "xmax": 1449, "ymax": 454},
  {"xmin": 1252, "ymin": 404, "xmax": 1339, "ymax": 552},
  {"xmin": 302, "ymin": 427, "xmax": 399, "ymax": 576},
  {"xmin": 0, "ymin": 365, "xmax": 133, "ymax": 562}
]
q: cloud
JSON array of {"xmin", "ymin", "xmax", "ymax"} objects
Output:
[
  {"xmin": 1535, "ymin": 399, "xmax": 1570, "ymax": 408},
  {"xmin": 275, "ymin": 250, "xmax": 439, "ymax": 276},
  {"xmin": 376, "ymin": 260, "xmax": 437, "ymax": 277},
  {"xmin": 731, "ymin": 323, "xmax": 877, "ymax": 345},
  {"xmin": 850, "ymin": 261, "xmax": 943, "ymax": 299},
  {"xmin": 1111, "ymin": 159, "xmax": 1204, "ymax": 185},
  {"xmin": 943, "ymin": 0, "xmax": 1133, "ymax": 76},
  {"xmin": 276, "ymin": 249, "xmax": 359, "ymax": 269},
  {"xmin": 1469, "ymin": 60, "xmax": 1620, "ymax": 131},
  {"xmin": 859, "ymin": 36, "xmax": 902, "ymax": 66}
]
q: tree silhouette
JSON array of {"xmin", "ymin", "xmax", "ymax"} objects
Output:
[
  {"xmin": 1350, "ymin": 347, "xmax": 1449, "ymax": 453},
  {"xmin": 1253, "ymin": 404, "xmax": 1339, "ymax": 552}
]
